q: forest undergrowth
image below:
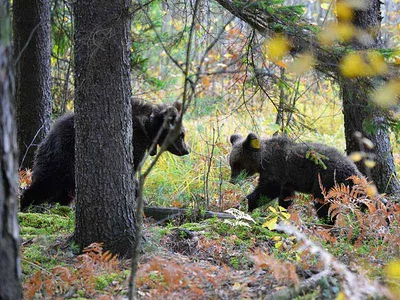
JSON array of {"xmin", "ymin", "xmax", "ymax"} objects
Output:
[
  {"xmin": 18, "ymin": 105, "xmax": 400, "ymax": 298},
  {"xmin": 18, "ymin": 92, "xmax": 400, "ymax": 294}
]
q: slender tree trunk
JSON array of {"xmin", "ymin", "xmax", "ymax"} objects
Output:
[
  {"xmin": 0, "ymin": 0, "xmax": 22, "ymax": 298},
  {"xmin": 74, "ymin": 0, "xmax": 136, "ymax": 256},
  {"xmin": 13, "ymin": 0, "xmax": 52, "ymax": 170},
  {"xmin": 341, "ymin": 0, "xmax": 400, "ymax": 194}
]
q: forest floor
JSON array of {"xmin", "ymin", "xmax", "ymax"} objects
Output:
[{"xmin": 19, "ymin": 192, "xmax": 400, "ymax": 299}]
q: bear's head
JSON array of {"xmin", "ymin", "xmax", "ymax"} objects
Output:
[
  {"xmin": 229, "ymin": 133, "xmax": 262, "ymax": 183},
  {"xmin": 150, "ymin": 101, "xmax": 190, "ymax": 156}
]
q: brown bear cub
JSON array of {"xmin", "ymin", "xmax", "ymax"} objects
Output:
[
  {"xmin": 229, "ymin": 133, "xmax": 362, "ymax": 222},
  {"xmin": 20, "ymin": 99, "xmax": 189, "ymax": 211}
]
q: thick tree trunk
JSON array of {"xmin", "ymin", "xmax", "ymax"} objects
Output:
[
  {"xmin": 214, "ymin": 0, "xmax": 399, "ymax": 195},
  {"xmin": 0, "ymin": 0, "xmax": 22, "ymax": 298},
  {"xmin": 74, "ymin": 0, "xmax": 136, "ymax": 256},
  {"xmin": 13, "ymin": 0, "xmax": 52, "ymax": 170},
  {"xmin": 341, "ymin": 78, "xmax": 400, "ymax": 193},
  {"xmin": 341, "ymin": 0, "xmax": 400, "ymax": 194}
]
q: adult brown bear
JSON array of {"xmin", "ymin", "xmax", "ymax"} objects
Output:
[
  {"xmin": 20, "ymin": 99, "xmax": 189, "ymax": 211},
  {"xmin": 229, "ymin": 133, "xmax": 362, "ymax": 222}
]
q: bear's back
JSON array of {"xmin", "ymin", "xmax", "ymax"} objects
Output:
[
  {"xmin": 260, "ymin": 136, "xmax": 294, "ymax": 180},
  {"xmin": 284, "ymin": 141, "xmax": 360, "ymax": 192}
]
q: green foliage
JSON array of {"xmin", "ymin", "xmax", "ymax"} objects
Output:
[{"xmin": 305, "ymin": 149, "xmax": 329, "ymax": 170}]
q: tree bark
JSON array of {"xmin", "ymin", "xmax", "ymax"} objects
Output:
[
  {"xmin": 0, "ymin": 0, "xmax": 22, "ymax": 298},
  {"xmin": 214, "ymin": 0, "xmax": 399, "ymax": 194},
  {"xmin": 13, "ymin": 0, "xmax": 52, "ymax": 170},
  {"xmin": 74, "ymin": 0, "xmax": 136, "ymax": 257},
  {"xmin": 341, "ymin": 0, "xmax": 400, "ymax": 194}
]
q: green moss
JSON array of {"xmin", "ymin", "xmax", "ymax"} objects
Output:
[
  {"xmin": 19, "ymin": 210, "xmax": 74, "ymax": 237},
  {"xmin": 229, "ymin": 257, "xmax": 240, "ymax": 269},
  {"xmin": 180, "ymin": 222, "xmax": 205, "ymax": 231},
  {"xmin": 22, "ymin": 237, "xmax": 60, "ymax": 274},
  {"xmin": 95, "ymin": 273, "xmax": 119, "ymax": 291}
]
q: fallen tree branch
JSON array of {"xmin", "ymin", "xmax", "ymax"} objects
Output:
[
  {"xmin": 265, "ymin": 269, "xmax": 333, "ymax": 300},
  {"xmin": 143, "ymin": 206, "xmax": 236, "ymax": 223}
]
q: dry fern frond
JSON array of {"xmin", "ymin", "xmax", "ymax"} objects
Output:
[{"xmin": 19, "ymin": 168, "xmax": 32, "ymax": 189}]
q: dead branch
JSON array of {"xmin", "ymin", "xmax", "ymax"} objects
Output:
[
  {"xmin": 144, "ymin": 206, "xmax": 236, "ymax": 223},
  {"xmin": 265, "ymin": 269, "xmax": 333, "ymax": 300}
]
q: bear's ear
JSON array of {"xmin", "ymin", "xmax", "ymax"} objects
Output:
[
  {"xmin": 163, "ymin": 106, "xmax": 179, "ymax": 128},
  {"xmin": 230, "ymin": 134, "xmax": 242, "ymax": 145},
  {"xmin": 244, "ymin": 133, "xmax": 261, "ymax": 151},
  {"xmin": 173, "ymin": 101, "xmax": 182, "ymax": 113}
]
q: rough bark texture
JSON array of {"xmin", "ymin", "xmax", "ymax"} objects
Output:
[
  {"xmin": 341, "ymin": 0, "xmax": 399, "ymax": 194},
  {"xmin": 13, "ymin": 0, "xmax": 52, "ymax": 170},
  {"xmin": 0, "ymin": 0, "xmax": 22, "ymax": 298},
  {"xmin": 74, "ymin": 0, "xmax": 136, "ymax": 257},
  {"xmin": 214, "ymin": 0, "xmax": 399, "ymax": 194}
]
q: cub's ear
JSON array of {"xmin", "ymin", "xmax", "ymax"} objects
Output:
[
  {"xmin": 244, "ymin": 133, "xmax": 261, "ymax": 151},
  {"xmin": 230, "ymin": 134, "xmax": 242, "ymax": 145},
  {"xmin": 173, "ymin": 101, "xmax": 182, "ymax": 113},
  {"xmin": 163, "ymin": 107, "xmax": 179, "ymax": 128}
]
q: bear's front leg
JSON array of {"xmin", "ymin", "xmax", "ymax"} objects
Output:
[
  {"xmin": 247, "ymin": 181, "xmax": 281, "ymax": 212},
  {"xmin": 278, "ymin": 185, "xmax": 295, "ymax": 209}
]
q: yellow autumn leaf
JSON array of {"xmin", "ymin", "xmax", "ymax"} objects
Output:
[
  {"xmin": 250, "ymin": 138, "xmax": 261, "ymax": 149},
  {"xmin": 280, "ymin": 212, "xmax": 290, "ymax": 220},
  {"xmin": 275, "ymin": 241, "xmax": 283, "ymax": 249},
  {"xmin": 223, "ymin": 53, "xmax": 233, "ymax": 59},
  {"xmin": 287, "ymin": 53, "xmax": 315, "ymax": 75},
  {"xmin": 367, "ymin": 51, "xmax": 388, "ymax": 75},
  {"xmin": 385, "ymin": 260, "xmax": 400, "ymax": 298},
  {"xmin": 336, "ymin": 291, "xmax": 346, "ymax": 300},
  {"xmin": 268, "ymin": 206, "xmax": 277, "ymax": 214},
  {"xmin": 386, "ymin": 260, "xmax": 400, "ymax": 279},
  {"xmin": 336, "ymin": 22, "xmax": 355, "ymax": 42},
  {"xmin": 364, "ymin": 159, "xmax": 376, "ymax": 168},
  {"xmin": 262, "ymin": 216, "xmax": 278, "ymax": 230},
  {"xmin": 349, "ymin": 152, "xmax": 363, "ymax": 162},
  {"xmin": 372, "ymin": 80, "xmax": 400, "ymax": 108},
  {"xmin": 264, "ymin": 36, "xmax": 290, "ymax": 61},
  {"xmin": 278, "ymin": 206, "xmax": 287, "ymax": 212},
  {"xmin": 339, "ymin": 52, "xmax": 370, "ymax": 77},
  {"xmin": 366, "ymin": 184, "xmax": 378, "ymax": 198},
  {"xmin": 336, "ymin": 2, "xmax": 354, "ymax": 21},
  {"xmin": 272, "ymin": 236, "xmax": 281, "ymax": 241}
]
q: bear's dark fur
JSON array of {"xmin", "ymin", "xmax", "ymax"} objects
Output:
[
  {"xmin": 20, "ymin": 99, "xmax": 189, "ymax": 211},
  {"xmin": 229, "ymin": 133, "xmax": 362, "ymax": 222}
]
